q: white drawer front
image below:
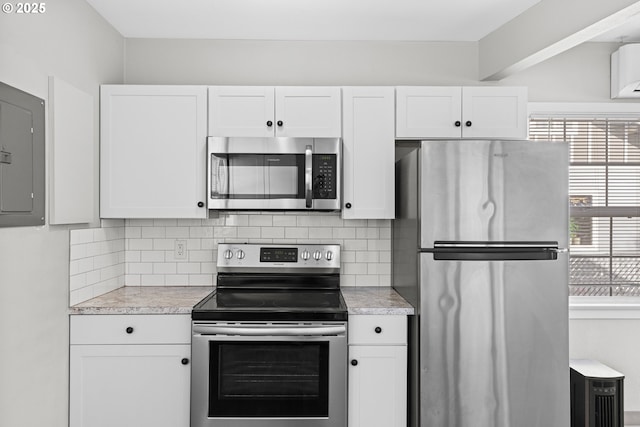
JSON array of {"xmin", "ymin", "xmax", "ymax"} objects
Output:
[
  {"xmin": 348, "ymin": 315, "xmax": 407, "ymax": 345},
  {"xmin": 70, "ymin": 314, "xmax": 191, "ymax": 345}
]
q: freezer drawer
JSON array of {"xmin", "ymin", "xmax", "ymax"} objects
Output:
[{"xmin": 418, "ymin": 252, "xmax": 570, "ymax": 427}]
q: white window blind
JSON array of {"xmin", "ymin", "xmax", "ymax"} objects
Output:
[{"xmin": 529, "ymin": 117, "xmax": 640, "ymax": 296}]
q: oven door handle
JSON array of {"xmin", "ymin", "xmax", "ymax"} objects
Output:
[
  {"xmin": 193, "ymin": 325, "xmax": 346, "ymax": 336},
  {"xmin": 305, "ymin": 144, "xmax": 313, "ymax": 208}
]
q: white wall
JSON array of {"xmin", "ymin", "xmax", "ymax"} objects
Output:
[
  {"xmin": 0, "ymin": 1, "xmax": 124, "ymax": 426},
  {"xmin": 124, "ymin": 39, "xmax": 479, "ymax": 86}
]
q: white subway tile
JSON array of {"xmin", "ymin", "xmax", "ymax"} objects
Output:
[
  {"xmin": 357, "ymin": 251, "xmax": 379, "ymax": 263},
  {"xmin": 273, "ymin": 215, "xmax": 297, "ymax": 227},
  {"xmin": 142, "ymin": 227, "xmax": 166, "ymax": 239},
  {"xmin": 128, "ymin": 263, "xmax": 153, "ymax": 274},
  {"xmin": 69, "ymin": 274, "xmax": 87, "ymax": 291},
  {"xmin": 189, "ymin": 275, "xmax": 214, "ymax": 286},
  {"xmin": 125, "ymin": 275, "xmax": 141, "ymax": 285},
  {"xmin": 261, "ymin": 227, "xmax": 285, "ymax": 239},
  {"xmin": 141, "ymin": 275, "xmax": 165, "ymax": 286},
  {"xmin": 166, "ymin": 227, "xmax": 190, "ymax": 238},
  {"xmin": 344, "ymin": 263, "xmax": 368, "ymax": 275},
  {"xmin": 237, "ymin": 227, "xmax": 261, "ymax": 239},
  {"xmin": 153, "ymin": 239, "xmax": 174, "ymax": 250},
  {"xmin": 214, "ymin": 227, "xmax": 237, "ymax": 238},
  {"xmin": 343, "ymin": 239, "xmax": 368, "ymax": 251},
  {"xmin": 127, "ymin": 219, "xmax": 154, "ymax": 227},
  {"xmin": 125, "ymin": 226, "xmax": 142, "ymax": 239},
  {"xmin": 165, "ymin": 275, "xmax": 190, "ymax": 285},
  {"xmin": 249, "ymin": 215, "xmax": 273, "ymax": 226},
  {"xmin": 333, "ymin": 228, "xmax": 356, "ymax": 239},
  {"xmin": 69, "ymin": 244, "xmax": 87, "ymax": 261},
  {"xmin": 86, "ymin": 270, "xmax": 102, "ymax": 286},
  {"xmin": 126, "ymin": 251, "xmax": 141, "ymax": 263},
  {"xmin": 190, "ymin": 226, "xmax": 214, "ymax": 238},
  {"xmin": 153, "ymin": 219, "xmax": 178, "ymax": 227},
  {"xmin": 190, "ymin": 250, "xmax": 214, "ymax": 262},
  {"xmin": 141, "ymin": 251, "xmax": 165, "ymax": 263},
  {"xmin": 177, "ymin": 263, "xmax": 201, "ymax": 274},
  {"xmin": 285, "ymin": 227, "xmax": 309, "ymax": 239},
  {"xmin": 153, "ymin": 262, "xmax": 177, "ymax": 274},
  {"xmin": 177, "ymin": 219, "xmax": 204, "ymax": 226},
  {"xmin": 356, "ymin": 275, "xmax": 380, "ymax": 286},
  {"xmin": 129, "ymin": 239, "xmax": 153, "ymax": 250},
  {"xmin": 70, "ymin": 229, "xmax": 94, "ymax": 245}
]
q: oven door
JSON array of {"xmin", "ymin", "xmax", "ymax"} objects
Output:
[
  {"xmin": 191, "ymin": 322, "xmax": 347, "ymax": 427},
  {"xmin": 207, "ymin": 137, "xmax": 340, "ymax": 210}
]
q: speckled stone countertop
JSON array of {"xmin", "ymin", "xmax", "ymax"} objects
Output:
[
  {"xmin": 70, "ymin": 286, "xmax": 414, "ymax": 316},
  {"xmin": 69, "ymin": 286, "xmax": 213, "ymax": 315},
  {"xmin": 341, "ymin": 287, "xmax": 414, "ymax": 315}
]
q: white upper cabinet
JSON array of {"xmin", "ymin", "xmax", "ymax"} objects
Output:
[
  {"xmin": 100, "ymin": 85, "xmax": 207, "ymax": 218},
  {"xmin": 342, "ymin": 87, "xmax": 395, "ymax": 219},
  {"xmin": 396, "ymin": 86, "xmax": 528, "ymax": 140},
  {"xmin": 209, "ymin": 86, "xmax": 341, "ymax": 137}
]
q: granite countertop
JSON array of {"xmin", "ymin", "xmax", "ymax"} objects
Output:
[
  {"xmin": 341, "ymin": 287, "xmax": 414, "ymax": 315},
  {"xmin": 70, "ymin": 285, "xmax": 414, "ymax": 316},
  {"xmin": 69, "ymin": 286, "xmax": 213, "ymax": 315}
]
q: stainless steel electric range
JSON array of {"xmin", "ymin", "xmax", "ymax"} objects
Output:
[{"xmin": 191, "ymin": 243, "xmax": 347, "ymax": 427}]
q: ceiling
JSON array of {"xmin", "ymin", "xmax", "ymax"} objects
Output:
[
  {"xmin": 85, "ymin": 0, "xmax": 640, "ymax": 43},
  {"xmin": 86, "ymin": 0, "xmax": 545, "ymax": 42}
]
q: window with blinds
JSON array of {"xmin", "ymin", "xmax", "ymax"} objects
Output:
[{"xmin": 529, "ymin": 117, "xmax": 640, "ymax": 296}]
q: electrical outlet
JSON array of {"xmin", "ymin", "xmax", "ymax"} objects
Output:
[{"xmin": 174, "ymin": 240, "xmax": 187, "ymax": 260}]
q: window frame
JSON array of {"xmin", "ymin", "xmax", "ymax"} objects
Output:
[{"xmin": 529, "ymin": 102, "xmax": 640, "ymax": 318}]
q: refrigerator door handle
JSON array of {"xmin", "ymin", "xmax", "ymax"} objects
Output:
[{"xmin": 430, "ymin": 241, "xmax": 563, "ymax": 261}]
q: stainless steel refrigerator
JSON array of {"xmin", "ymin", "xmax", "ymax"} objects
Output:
[{"xmin": 393, "ymin": 140, "xmax": 570, "ymax": 427}]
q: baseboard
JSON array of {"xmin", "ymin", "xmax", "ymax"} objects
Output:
[{"xmin": 625, "ymin": 411, "xmax": 640, "ymax": 424}]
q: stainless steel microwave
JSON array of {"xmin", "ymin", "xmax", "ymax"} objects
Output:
[{"xmin": 207, "ymin": 137, "xmax": 341, "ymax": 210}]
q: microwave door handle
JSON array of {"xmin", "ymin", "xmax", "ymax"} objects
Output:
[
  {"xmin": 305, "ymin": 145, "xmax": 313, "ymax": 208},
  {"xmin": 219, "ymin": 158, "xmax": 228, "ymax": 195},
  {"xmin": 211, "ymin": 156, "xmax": 228, "ymax": 197}
]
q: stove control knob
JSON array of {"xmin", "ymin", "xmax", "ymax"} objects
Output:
[
  {"xmin": 325, "ymin": 251, "xmax": 334, "ymax": 261},
  {"xmin": 313, "ymin": 250, "xmax": 322, "ymax": 261},
  {"xmin": 301, "ymin": 250, "xmax": 310, "ymax": 260},
  {"xmin": 236, "ymin": 250, "xmax": 245, "ymax": 260},
  {"xmin": 224, "ymin": 249, "xmax": 233, "ymax": 260}
]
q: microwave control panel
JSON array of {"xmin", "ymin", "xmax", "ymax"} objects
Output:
[{"xmin": 312, "ymin": 154, "xmax": 337, "ymax": 199}]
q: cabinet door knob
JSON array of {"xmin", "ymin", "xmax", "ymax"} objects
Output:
[
  {"xmin": 455, "ymin": 121, "xmax": 461, "ymax": 127},
  {"xmin": 276, "ymin": 120, "xmax": 283, "ymax": 127},
  {"xmin": 181, "ymin": 358, "xmax": 190, "ymax": 365},
  {"xmin": 197, "ymin": 201, "xmax": 205, "ymax": 208},
  {"xmin": 351, "ymin": 359, "xmax": 358, "ymax": 366},
  {"xmin": 266, "ymin": 120, "xmax": 273, "ymax": 127},
  {"xmin": 345, "ymin": 203, "xmax": 352, "ymax": 209},
  {"xmin": 375, "ymin": 326, "xmax": 382, "ymax": 334},
  {"xmin": 125, "ymin": 327, "xmax": 134, "ymax": 334},
  {"xmin": 465, "ymin": 121, "xmax": 472, "ymax": 127}
]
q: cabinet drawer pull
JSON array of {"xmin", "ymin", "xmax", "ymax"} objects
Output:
[
  {"xmin": 351, "ymin": 359, "xmax": 358, "ymax": 366},
  {"xmin": 125, "ymin": 327, "xmax": 134, "ymax": 334},
  {"xmin": 375, "ymin": 326, "xmax": 382, "ymax": 334},
  {"xmin": 266, "ymin": 120, "xmax": 273, "ymax": 127},
  {"xmin": 277, "ymin": 120, "xmax": 283, "ymax": 127},
  {"xmin": 465, "ymin": 120, "xmax": 472, "ymax": 127},
  {"xmin": 181, "ymin": 358, "xmax": 190, "ymax": 365},
  {"xmin": 455, "ymin": 121, "xmax": 461, "ymax": 127}
]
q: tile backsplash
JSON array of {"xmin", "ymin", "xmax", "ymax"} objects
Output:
[
  {"xmin": 69, "ymin": 219, "xmax": 126, "ymax": 305},
  {"xmin": 70, "ymin": 212, "xmax": 391, "ymax": 305}
]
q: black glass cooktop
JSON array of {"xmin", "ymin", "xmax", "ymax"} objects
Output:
[{"xmin": 192, "ymin": 289, "xmax": 348, "ymax": 321}]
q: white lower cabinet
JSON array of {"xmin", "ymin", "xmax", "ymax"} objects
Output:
[
  {"xmin": 69, "ymin": 315, "xmax": 191, "ymax": 427},
  {"xmin": 348, "ymin": 315, "xmax": 407, "ymax": 427}
]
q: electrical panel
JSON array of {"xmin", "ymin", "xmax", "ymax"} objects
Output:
[{"xmin": 0, "ymin": 81, "xmax": 45, "ymax": 227}]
